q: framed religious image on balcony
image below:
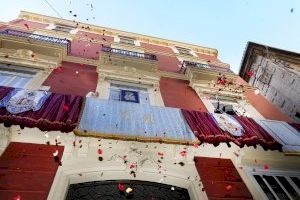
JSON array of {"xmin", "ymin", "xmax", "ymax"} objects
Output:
[
  {"xmin": 109, "ymin": 83, "xmax": 149, "ymax": 104},
  {"xmin": 120, "ymin": 90, "xmax": 140, "ymax": 103}
]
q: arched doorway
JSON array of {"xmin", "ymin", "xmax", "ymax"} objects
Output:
[{"xmin": 66, "ymin": 180, "xmax": 190, "ymax": 200}]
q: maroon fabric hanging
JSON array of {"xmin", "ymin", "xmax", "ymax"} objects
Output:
[
  {"xmin": 0, "ymin": 86, "xmax": 12, "ymax": 99},
  {"xmin": 182, "ymin": 109, "xmax": 281, "ymax": 150},
  {"xmin": 195, "ymin": 156, "xmax": 253, "ymax": 200},
  {"xmin": 288, "ymin": 123, "xmax": 300, "ymax": 132},
  {"xmin": 0, "ymin": 87, "xmax": 83, "ymax": 132},
  {"xmin": 0, "ymin": 142, "xmax": 64, "ymax": 200}
]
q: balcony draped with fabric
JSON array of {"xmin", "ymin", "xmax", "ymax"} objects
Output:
[
  {"xmin": 0, "ymin": 86, "xmax": 83, "ymax": 132},
  {"xmin": 75, "ymin": 97, "xmax": 197, "ymax": 144},
  {"xmin": 181, "ymin": 109, "xmax": 282, "ymax": 150}
]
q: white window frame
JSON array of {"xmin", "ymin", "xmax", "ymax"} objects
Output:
[
  {"xmin": 108, "ymin": 80, "xmax": 150, "ymax": 104},
  {"xmin": 247, "ymin": 167, "xmax": 300, "ymax": 200},
  {"xmin": 114, "ymin": 36, "xmax": 141, "ymax": 47},
  {"xmin": 174, "ymin": 46, "xmax": 197, "ymax": 57},
  {"xmin": 45, "ymin": 23, "xmax": 78, "ymax": 35}
]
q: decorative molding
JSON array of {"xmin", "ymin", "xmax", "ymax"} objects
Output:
[
  {"xmin": 0, "ymin": 48, "xmax": 59, "ymax": 70},
  {"xmin": 19, "ymin": 11, "xmax": 219, "ymax": 57}
]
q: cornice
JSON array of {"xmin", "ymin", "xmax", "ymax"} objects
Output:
[
  {"xmin": 19, "ymin": 11, "xmax": 219, "ymax": 57},
  {"xmin": 0, "ymin": 48, "xmax": 59, "ymax": 70}
]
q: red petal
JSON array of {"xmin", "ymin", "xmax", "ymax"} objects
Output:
[
  {"xmin": 98, "ymin": 149, "xmax": 103, "ymax": 154},
  {"xmin": 226, "ymin": 185, "xmax": 233, "ymax": 191},
  {"xmin": 63, "ymin": 105, "xmax": 69, "ymax": 111}
]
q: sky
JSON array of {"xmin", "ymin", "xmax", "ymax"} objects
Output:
[{"xmin": 0, "ymin": 0, "xmax": 299, "ymax": 73}]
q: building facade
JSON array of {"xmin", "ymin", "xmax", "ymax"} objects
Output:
[
  {"xmin": 0, "ymin": 11, "xmax": 299, "ymax": 200},
  {"xmin": 239, "ymin": 42, "xmax": 300, "ymax": 123}
]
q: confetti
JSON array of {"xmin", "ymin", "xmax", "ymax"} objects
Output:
[
  {"xmin": 98, "ymin": 156, "xmax": 103, "ymax": 161},
  {"xmin": 24, "ymin": 23, "xmax": 29, "ymax": 30},
  {"xmin": 171, "ymin": 186, "xmax": 175, "ymax": 191},
  {"xmin": 226, "ymin": 185, "xmax": 233, "ymax": 191},
  {"xmin": 63, "ymin": 105, "xmax": 69, "ymax": 111},
  {"xmin": 180, "ymin": 150, "xmax": 187, "ymax": 157},
  {"xmin": 264, "ymin": 165, "xmax": 269, "ymax": 170},
  {"xmin": 118, "ymin": 183, "xmax": 125, "ymax": 191},
  {"xmin": 53, "ymin": 150, "xmax": 58, "ymax": 157},
  {"xmin": 157, "ymin": 152, "xmax": 164, "ymax": 156},
  {"xmin": 130, "ymin": 163, "xmax": 135, "ymax": 169},
  {"xmin": 98, "ymin": 149, "xmax": 103, "ymax": 155}
]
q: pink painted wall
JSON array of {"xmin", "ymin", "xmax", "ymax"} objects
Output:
[
  {"xmin": 160, "ymin": 77, "xmax": 208, "ymax": 111},
  {"xmin": 9, "ymin": 19, "xmax": 48, "ymax": 30},
  {"xmin": 70, "ymin": 31, "xmax": 114, "ymax": 59},
  {"xmin": 140, "ymin": 43, "xmax": 181, "ymax": 73},
  {"xmin": 42, "ymin": 62, "xmax": 98, "ymax": 96}
]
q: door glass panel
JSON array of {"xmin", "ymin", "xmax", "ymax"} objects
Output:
[
  {"xmin": 254, "ymin": 175, "xmax": 276, "ymax": 200},
  {"xmin": 291, "ymin": 177, "xmax": 300, "ymax": 190},
  {"xmin": 276, "ymin": 176, "xmax": 299, "ymax": 200},
  {"xmin": 264, "ymin": 175, "xmax": 289, "ymax": 200}
]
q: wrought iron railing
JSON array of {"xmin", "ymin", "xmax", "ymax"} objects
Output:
[
  {"xmin": 181, "ymin": 60, "xmax": 232, "ymax": 73},
  {"xmin": 101, "ymin": 46, "xmax": 157, "ymax": 61},
  {"xmin": 0, "ymin": 29, "xmax": 71, "ymax": 53}
]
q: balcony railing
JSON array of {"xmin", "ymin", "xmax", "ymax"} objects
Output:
[
  {"xmin": 101, "ymin": 46, "xmax": 157, "ymax": 61},
  {"xmin": 181, "ymin": 60, "xmax": 232, "ymax": 73},
  {"xmin": 0, "ymin": 29, "xmax": 71, "ymax": 53}
]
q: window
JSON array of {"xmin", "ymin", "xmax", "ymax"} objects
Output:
[
  {"xmin": 0, "ymin": 65, "xmax": 36, "ymax": 88},
  {"xmin": 253, "ymin": 173, "xmax": 300, "ymax": 200},
  {"xmin": 119, "ymin": 36, "xmax": 136, "ymax": 46},
  {"xmin": 176, "ymin": 46, "xmax": 192, "ymax": 56},
  {"xmin": 109, "ymin": 83, "xmax": 149, "ymax": 104},
  {"xmin": 52, "ymin": 24, "xmax": 77, "ymax": 34}
]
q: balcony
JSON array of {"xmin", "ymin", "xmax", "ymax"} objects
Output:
[
  {"xmin": 99, "ymin": 46, "xmax": 158, "ymax": 73},
  {"xmin": 101, "ymin": 46, "xmax": 157, "ymax": 60},
  {"xmin": 181, "ymin": 60, "xmax": 232, "ymax": 73},
  {"xmin": 0, "ymin": 29, "xmax": 71, "ymax": 54}
]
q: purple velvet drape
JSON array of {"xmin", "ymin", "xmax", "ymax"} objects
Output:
[
  {"xmin": 0, "ymin": 87, "xmax": 83, "ymax": 132},
  {"xmin": 182, "ymin": 109, "xmax": 281, "ymax": 150}
]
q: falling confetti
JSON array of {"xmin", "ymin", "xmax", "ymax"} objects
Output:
[
  {"xmin": 226, "ymin": 184, "xmax": 233, "ymax": 191},
  {"xmin": 263, "ymin": 165, "xmax": 269, "ymax": 170},
  {"xmin": 63, "ymin": 105, "xmax": 69, "ymax": 111},
  {"xmin": 98, "ymin": 149, "xmax": 103, "ymax": 155},
  {"xmin": 118, "ymin": 183, "xmax": 125, "ymax": 191},
  {"xmin": 24, "ymin": 23, "xmax": 29, "ymax": 30}
]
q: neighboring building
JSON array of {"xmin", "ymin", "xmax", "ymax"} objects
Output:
[
  {"xmin": 0, "ymin": 11, "xmax": 299, "ymax": 200},
  {"xmin": 239, "ymin": 42, "xmax": 300, "ymax": 122}
]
